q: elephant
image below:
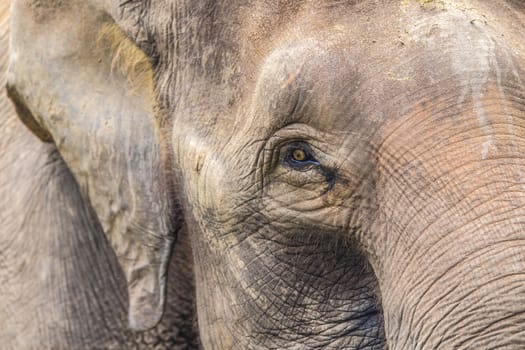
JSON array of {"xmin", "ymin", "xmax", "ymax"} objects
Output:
[{"xmin": 4, "ymin": 0, "xmax": 525, "ymax": 349}]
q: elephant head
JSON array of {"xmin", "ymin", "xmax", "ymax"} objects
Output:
[{"xmin": 8, "ymin": 0, "xmax": 525, "ymax": 349}]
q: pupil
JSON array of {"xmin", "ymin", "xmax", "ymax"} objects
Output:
[{"xmin": 293, "ymin": 149, "xmax": 306, "ymax": 161}]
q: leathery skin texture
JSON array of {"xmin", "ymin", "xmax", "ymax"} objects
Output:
[{"xmin": 5, "ymin": 0, "xmax": 525, "ymax": 349}]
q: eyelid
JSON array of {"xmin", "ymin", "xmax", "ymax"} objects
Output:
[
  {"xmin": 262, "ymin": 123, "xmax": 324, "ymax": 155},
  {"xmin": 258, "ymin": 123, "xmax": 325, "ymax": 175}
]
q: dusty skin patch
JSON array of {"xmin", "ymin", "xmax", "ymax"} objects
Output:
[
  {"xmin": 401, "ymin": 0, "xmax": 444, "ymax": 6},
  {"xmin": 386, "ymin": 71, "xmax": 412, "ymax": 81},
  {"xmin": 26, "ymin": 0, "xmax": 69, "ymax": 22},
  {"xmin": 0, "ymin": 1, "xmax": 7, "ymax": 24},
  {"xmin": 96, "ymin": 23, "xmax": 155, "ymax": 95},
  {"xmin": 400, "ymin": 0, "xmax": 448, "ymax": 12}
]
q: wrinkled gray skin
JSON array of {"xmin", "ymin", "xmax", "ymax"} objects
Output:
[
  {"xmin": 1, "ymin": 1, "xmax": 198, "ymax": 349},
  {"xmin": 5, "ymin": 0, "xmax": 525, "ymax": 349}
]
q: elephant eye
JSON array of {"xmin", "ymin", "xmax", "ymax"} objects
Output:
[
  {"xmin": 292, "ymin": 148, "xmax": 307, "ymax": 161},
  {"xmin": 284, "ymin": 143, "xmax": 320, "ymax": 169}
]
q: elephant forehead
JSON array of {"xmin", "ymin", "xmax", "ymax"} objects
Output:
[
  {"xmin": 246, "ymin": 39, "xmax": 362, "ymax": 132},
  {"xmin": 242, "ymin": 2, "xmax": 515, "ymax": 134}
]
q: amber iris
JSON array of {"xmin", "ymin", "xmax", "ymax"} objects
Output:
[{"xmin": 292, "ymin": 149, "xmax": 307, "ymax": 161}]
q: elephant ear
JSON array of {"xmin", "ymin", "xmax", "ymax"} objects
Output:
[{"xmin": 7, "ymin": 0, "xmax": 176, "ymax": 330}]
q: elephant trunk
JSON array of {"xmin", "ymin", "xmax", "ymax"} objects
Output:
[
  {"xmin": 380, "ymin": 210, "xmax": 525, "ymax": 349},
  {"xmin": 370, "ymin": 91, "xmax": 525, "ymax": 349}
]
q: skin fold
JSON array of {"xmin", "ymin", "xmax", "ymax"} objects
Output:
[{"xmin": 4, "ymin": 0, "xmax": 525, "ymax": 349}]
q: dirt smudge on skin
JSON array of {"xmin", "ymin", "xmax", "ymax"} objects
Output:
[{"xmin": 0, "ymin": 1, "xmax": 8, "ymax": 25}]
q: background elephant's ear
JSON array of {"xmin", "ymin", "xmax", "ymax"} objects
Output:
[{"xmin": 7, "ymin": 0, "xmax": 177, "ymax": 330}]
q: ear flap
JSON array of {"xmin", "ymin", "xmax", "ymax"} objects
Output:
[{"xmin": 7, "ymin": 1, "xmax": 176, "ymax": 330}]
